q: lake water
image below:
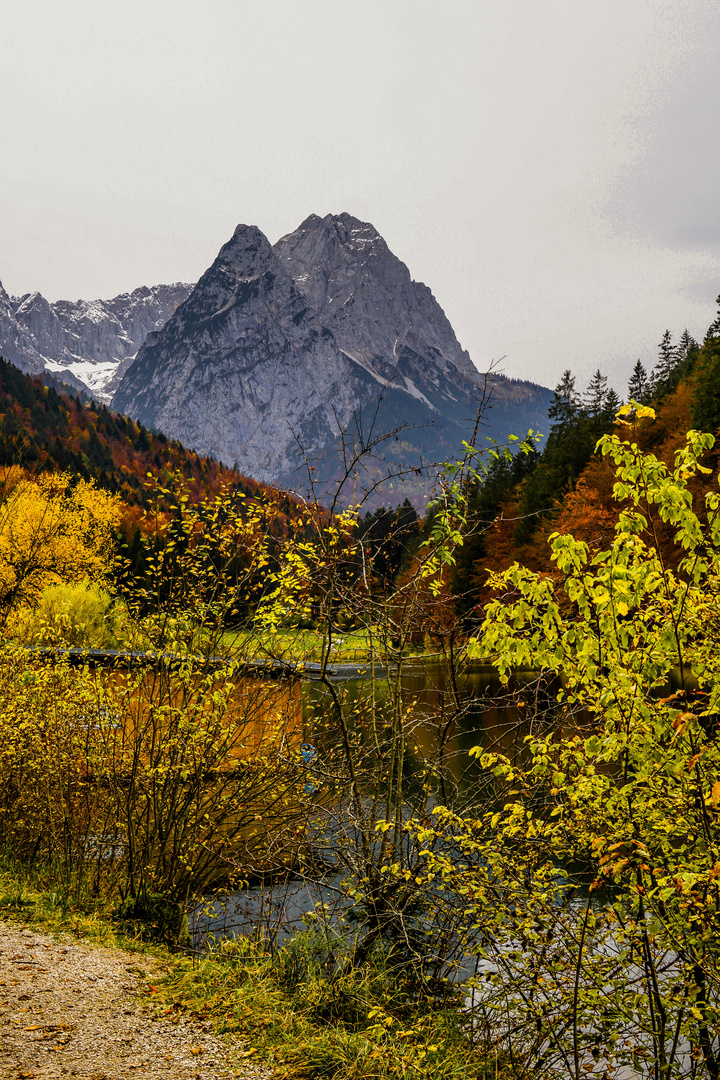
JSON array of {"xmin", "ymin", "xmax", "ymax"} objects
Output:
[
  {"xmin": 193, "ymin": 659, "xmax": 568, "ymax": 948},
  {"xmin": 193, "ymin": 661, "xmax": 700, "ymax": 1079}
]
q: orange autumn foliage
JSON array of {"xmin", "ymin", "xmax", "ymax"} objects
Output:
[{"xmin": 467, "ymin": 380, "xmax": 720, "ymax": 618}]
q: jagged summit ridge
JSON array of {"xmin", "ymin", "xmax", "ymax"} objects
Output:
[
  {"xmin": 0, "ymin": 280, "xmax": 193, "ymax": 400},
  {"xmin": 274, "ymin": 213, "xmax": 479, "ymax": 393},
  {"xmin": 112, "ymin": 222, "xmax": 382, "ymax": 484}
]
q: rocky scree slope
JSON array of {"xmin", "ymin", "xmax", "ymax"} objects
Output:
[
  {"xmin": 0, "ymin": 280, "xmax": 192, "ymax": 401},
  {"xmin": 113, "ymin": 214, "xmax": 551, "ymax": 505}
]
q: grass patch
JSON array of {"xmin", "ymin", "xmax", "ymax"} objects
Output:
[
  {"xmin": 216, "ymin": 627, "xmax": 443, "ymax": 665},
  {"xmin": 0, "ymin": 862, "xmax": 168, "ymax": 959},
  {"xmin": 155, "ymin": 931, "xmax": 502, "ymax": 1079}
]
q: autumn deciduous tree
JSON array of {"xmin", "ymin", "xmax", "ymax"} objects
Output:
[
  {"xmin": 406, "ymin": 408, "xmax": 720, "ymax": 1078},
  {"xmin": 0, "ymin": 470, "xmax": 121, "ymax": 623}
]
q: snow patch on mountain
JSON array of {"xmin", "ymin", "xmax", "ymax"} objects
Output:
[{"xmin": 44, "ymin": 358, "xmax": 122, "ymax": 395}]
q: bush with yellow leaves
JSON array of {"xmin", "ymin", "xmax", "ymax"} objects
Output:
[{"xmin": 0, "ymin": 469, "xmax": 121, "ymax": 626}]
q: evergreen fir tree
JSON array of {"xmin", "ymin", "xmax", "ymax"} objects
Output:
[
  {"xmin": 548, "ymin": 370, "xmax": 580, "ymax": 429},
  {"xmin": 677, "ymin": 328, "xmax": 697, "ymax": 361},
  {"xmin": 706, "ymin": 295, "xmax": 720, "ymax": 340},
  {"xmin": 602, "ymin": 387, "xmax": 622, "ymax": 421},
  {"xmin": 584, "ymin": 369, "xmax": 608, "ymax": 416},
  {"xmin": 628, "ymin": 360, "xmax": 649, "ymax": 403},
  {"xmin": 653, "ymin": 330, "xmax": 677, "ymax": 386}
]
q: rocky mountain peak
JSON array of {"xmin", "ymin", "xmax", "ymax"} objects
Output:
[
  {"xmin": 275, "ymin": 213, "xmax": 388, "ymax": 312},
  {"xmin": 112, "ymin": 214, "xmax": 552, "ymax": 505},
  {"xmin": 160, "ymin": 224, "xmax": 285, "ymax": 338},
  {"xmin": 274, "ymin": 211, "xmax": 478, "ymax": 393},
  {"xmin": 15, "ymin": 291, "xmax": 52, "ymax": 318},
  {"xmin": 0, "ymin": 211, "xmax": 553, "ymax": 506},
  {"xmin": 291, "ymin": 212, "xmax": 384, "ymax": 253},
  {"xmin": 215, "ymin": 223, "xmax": 274, "ymax": 275},
  {"xmin": 112, "ymin": 224, "xmax": 374, "ymax": 485}
]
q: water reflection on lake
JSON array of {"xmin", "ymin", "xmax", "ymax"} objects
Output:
[
  {"xmin": 391, "ymin": 661, "xmax": 555, "ymax": 783},
  {"xmin": 306, "ymin": 660, "xmax": 588, "ymax": 798},
  {"xmin": 195, "ymin": 660, "xmax": 563, "ymax": 948}
]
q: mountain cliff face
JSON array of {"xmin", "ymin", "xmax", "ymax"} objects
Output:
[
  {"xmin": 113, "ymin": 214, "xmax": 551, "ymax": 504},
  {"xmin": 113, "ymin": 226, "xmax": 385, "ymax": 485},
  {"xmin": 0, "ymin": 281, "xmax": 192, "ymax": 400},
  {"xmin": 275, "ymin": 212, "xmax": 480, "ymax": 414}
]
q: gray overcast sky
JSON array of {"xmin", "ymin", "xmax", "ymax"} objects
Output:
[{"xmin": 2, "ymin": 0, "xmax": 720, "ymax": 394}]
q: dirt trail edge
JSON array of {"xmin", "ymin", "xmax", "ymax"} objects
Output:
[{"xmin": 0, "ymin": 921, "xmax": 272, "ymax": 1080}]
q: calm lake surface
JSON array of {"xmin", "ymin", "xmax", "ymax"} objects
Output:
[{"xmin": 195, "ymin": 660, "xmax": 557, "ymax": 947}]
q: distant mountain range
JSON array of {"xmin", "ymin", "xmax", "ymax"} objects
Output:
[
  {"xmin": 1, "ymin": 214, "xmax": 552, "ymax": 506},
  {"xmin": 0, "ymin": 281, "xmax": 192, "ymax": 401}
]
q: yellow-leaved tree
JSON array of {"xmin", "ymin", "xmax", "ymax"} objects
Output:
[{"xmin": 0, "ymin": 469, "xmax": 122, "ymax": 625}]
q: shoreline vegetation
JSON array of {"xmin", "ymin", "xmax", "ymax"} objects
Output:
[
  {"xmin": 0, "ymin": 866, "xmax": 492, "ymax": 1079},
  {"xmin": 4, "ymin": 307, "xmax": 720, "ymax": 1076}
]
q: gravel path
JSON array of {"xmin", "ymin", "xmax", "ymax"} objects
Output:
[{"xmin": 0, "ymin": 922, "xmax": 272, "ymax": 1080}]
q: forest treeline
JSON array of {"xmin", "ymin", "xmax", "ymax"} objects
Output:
[{"xmin": 445, "ymin": 295, "xmax": 720, "ymax": 626}]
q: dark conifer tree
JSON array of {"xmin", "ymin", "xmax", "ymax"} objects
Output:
[
  {"xmin": 627, "ymin": 360, "xmax": 650, "ymax": 403},
  {"xmin": 602, "ymin": 387, "xmax": 622, "ymax": 421},
  {"xmin": 547, "ymin": 370, "xmax": 580, "ymax": 428},
  {"xmin": 705, "ymin": 295, "xmax": 720, "ymax": 341},
  {"xmin": 584, "ymin": 369, "xmax": 609, "ymax": 416},
  {"xmin": 653, "ymin": 330, "xmax": 677, "ymax": 388},
  {"xmin": 677, "ymin": 328, "xmax": 697, "ymax": 361}
]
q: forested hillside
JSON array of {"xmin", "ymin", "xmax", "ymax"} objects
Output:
[
  {"xmin": 0, "ymin": 357, "xmax": 275, "ymax": 509},
  {"xmin": 0, "ymin": 356, "xmax": 315, "ymax": 618},
  {"xmin": 449, "ymin": 298, "xmax": 720, "ymax": 622}
]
